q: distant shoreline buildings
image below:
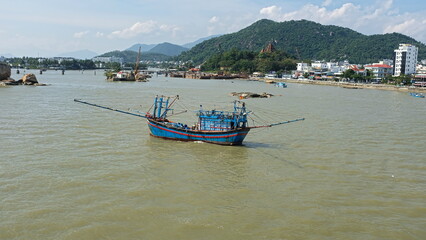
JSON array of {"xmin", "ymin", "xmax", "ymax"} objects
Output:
[{"xmin": 293, "ymin": 43, "xmax": 424, "ymax": 85}]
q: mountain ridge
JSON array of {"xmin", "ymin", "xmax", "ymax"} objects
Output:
[
  {"xmin": 181, "ymin": 34, "xmax": 222, "ymax": 49},
  {"xmin": 97, "ymin": 50, "xmax": 170, "ymax": 62},
  {"xmin": 176, "ymin": 19, "xmax": 426, "ymax": 64},
  {"xmin": 57, "ymin": 49, "xmax": 98, "ymax": 59},
  {"xmin": 147, "ymin": 42, "xmax": 188, "ymax": 56}
]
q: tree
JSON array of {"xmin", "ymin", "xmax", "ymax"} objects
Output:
[
  {"xmin": 342, "ymin": 69, "xmax": 355, "ymax": 79},
  {"xmin": 201, "ymin": 49, "xmax": 296, "ymax": 73},
  {"xmin": 303, "ymin": 72, "xmax": 310, "ymax": 78},
  {"xmin": 394, "ymin": 74, "xmax": 412, "ymax": 85},
  {"xmin": 106, "ymin": 62, "xmax": 121, "ymax": 72}
]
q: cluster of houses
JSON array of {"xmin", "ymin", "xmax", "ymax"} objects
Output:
[
  {"xmin": 294, "ymin": 60, "xmax": 395, "ymax": 82},
  {"xmin": 279, "ymin": 44, "xmax": 426, "ymax": 86}
]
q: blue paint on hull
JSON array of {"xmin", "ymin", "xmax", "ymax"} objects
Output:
[
  {"xmin": 410, "ymin": 92, "xmax": 425, "ymax": 98},
  {"xmin": 147, "ymin": 120, "xmax": 250, "ymax": 145}
]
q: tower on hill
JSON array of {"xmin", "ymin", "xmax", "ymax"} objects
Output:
[{"xmin": 260, "ymin": 43, "xmax": 276, "ymax": 53}]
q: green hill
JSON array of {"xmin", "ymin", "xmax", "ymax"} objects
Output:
[
  {"xmin": 177, "ymin": 19, "xmax": 426, "ymax": 64},
  {"xmin": 126, "ymin": 43, "xmax": 157, "ymax": 52},
  {"xmin": 148, "ymin": 42, "xmax": 188, "ymax": 56}
]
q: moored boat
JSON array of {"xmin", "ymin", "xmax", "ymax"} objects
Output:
[
  {"xmin": 106, "ymin": 47, "xmax": 149, "ymax": 82},
  {"xmin": 409, "ymin": 92, "xmax": 425, "ymax": 98},
  {"xmin": 275, "ymin": 82, "xmax": 287, "ymax": 88},
  {"xmin": 74, "ymin": 96, "xmax": 304, "ymax": 145}
]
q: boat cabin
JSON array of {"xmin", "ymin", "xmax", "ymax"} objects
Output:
[
  {"xmin": 151, "ymin": 95, "xmax": 248, "ymax": 131},
  {"xmin": 198, "ymin": 110, "xmax": 247, "ymax": 131}
]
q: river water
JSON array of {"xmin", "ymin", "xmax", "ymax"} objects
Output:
[{"xmin": 1, "ymin": 70, "xmax": 425, "ymax": 239}]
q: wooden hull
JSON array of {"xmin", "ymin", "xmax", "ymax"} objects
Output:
[{"xmin": 147, "ymin": 119, "xmax": 250, "ymax": 145}]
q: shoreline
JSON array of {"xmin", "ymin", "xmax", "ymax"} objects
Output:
[{"xmin": 253, "ymin": 78, "xmax": 426, "ymax": 93}]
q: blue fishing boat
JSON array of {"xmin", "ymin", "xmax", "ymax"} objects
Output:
[
  {"xmin": 275, "ymin": 82, "xmax": 287, "ymax": 88},
  {"xmin": 409, "ymin": 92, "xmax": 425, "ymax": 98},
  {"xmin": 74, "ymin": 96, "xmax": 304, "ymax": 145}
]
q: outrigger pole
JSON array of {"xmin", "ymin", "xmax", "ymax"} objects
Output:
[
  {"xmin": 250, "ymin": 118, "xmax": 305, "ymax": 129},
  {"xmin": 74, "ymin": 99, "xmax": 148, "ymax": 118},
  {"xmin": 74, "ymin": 98, "xmax": 305, "ymax": 128}
]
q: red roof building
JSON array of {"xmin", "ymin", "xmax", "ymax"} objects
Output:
[
  {"xmin": 348, "ymin": 65, "xmax": 366, "ymax": 75},
  {"xmin": 364, "ymin": 64, "xmax": 392, "ymax": 80}
]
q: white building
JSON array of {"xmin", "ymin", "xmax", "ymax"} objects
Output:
[
  {"xmin": 297, "ymin": 62, "xmax": 310, "ymax": 72},
  {"xmin": 417, "ymin": 64, "xmax": 426, "ymax": 74},
  {"xmin": 326, "ymin": 62, "xmax": 338, "ymax": 70},
  {"xmin": 311, "ymin": 61, "xmax": 328, "ymax": 70},
  {"xmin": 92, "ymin": 56, "xmax": 124, "ymax": 64},
  {"xmin": 296, "ymin": 61, "xmax": 347, "ymax": 75},
  {"xmin": 50, "ymin": 57, "xmax": 75, "ymax": 64},
  {"xmin": 393, "ymin": 44, "xmax": 418, "ymax": 76},
  {"xmin": 364, "ymin": 64, "xmax": 393, "ymax": 81}
]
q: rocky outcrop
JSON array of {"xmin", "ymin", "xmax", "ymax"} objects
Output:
[
  {"xmin": 0, "ymin": 62, "xmax": 11, "ymax": 80},
  {"xmin": 1, "ymin": 72, "xmax": 47, "ymax": 87},
  {"xmin": 230, "ymin": 92, "xmax": 274, "ymax": 99},
  {"xmin": 135, "ymin": 73, "xmax": 150, "ymax": 82},
  {"xmin": 21, "ymin": 73, "xmax": 38, "ymax": 85}
]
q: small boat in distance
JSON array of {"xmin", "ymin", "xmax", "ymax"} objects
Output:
[
  {"xmin": 409, "ymin": 92, "xmax": 425, "ymax": 98},
  {"xmin": 74, "ymin": 96, "xmax": 304, "ymax": 145},
  {"xmin": 106, "ymin": 47, "xmax": 149, "ymax": 82},
  {"xmin": 275, "ymin": 82, "xmax": 287, "ymax": 88}
]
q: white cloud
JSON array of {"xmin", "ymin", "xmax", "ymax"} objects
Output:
[
  {"xmin": 259, "ymin": 6, "xmax": 282, "ymax": 19},
  {"xmin": 159, "ymin": 24, "xmax": 180, "ymax": 37},
  {"xmin": 260, "ymin": 3, "xmax": 360, "ymax": 24},
  {"xmin": 109, "ymin": 21, "xmax": 157, "ymax": 38},
  {"xmin": 95, "ymin": 32, "xmax": 104, "ymax": 38},
  {"xmin": 362, "ymin": 0, "xmax": 393, "ymax": 20},
  {"xmin": 209, "ymin": 16, "xmax": 219, "ymax": 23},
  {"xmin": 73, "ymin": 31, "xmax": 89, "ymax": 38},
  {"xmin": 385, "ymin": 19, "xmax": 416, "ymax": 33},
  {"xmin": 159, "ymin": 24, "xmax": 179, "ymax": 32},
  {"xmin": 384, "ymin": 18, "xmax": 426, "ymax": 44},
  {"xmin": 109, "ymin": 20, "xmax": 180, "ymax": 39}
]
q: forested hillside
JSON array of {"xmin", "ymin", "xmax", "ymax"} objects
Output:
[{"xmin": 177, "ymin": 19, "xmax": 426, "ymax": 64}]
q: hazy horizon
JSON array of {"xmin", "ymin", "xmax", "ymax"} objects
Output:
[{"xmin": 1, "ymin": 0, "xmax": 425, "ymax": 57}]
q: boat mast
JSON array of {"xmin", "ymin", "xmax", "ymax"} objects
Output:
[
  {"xmin": 160, "ymin": 97, "xmax": 170, "ymax": 119},
  {"xmin": 156, "ymin": 96, "xmax": 163, "ymax": 118},
  {"xmin": 152, "ymin": 95, "xmax": 178, "ymax": 119},
  {"xmin": 153, "ymin": 96, "xmax": 158, "ymax": 118}
]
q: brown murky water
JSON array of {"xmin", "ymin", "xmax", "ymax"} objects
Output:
[{"xmin": 1, "ymin": 70, "xmax": 425, "ymax": 239}]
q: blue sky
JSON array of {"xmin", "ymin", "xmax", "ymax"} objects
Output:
[{"xmin": 1, "ymin": 0, "xmax": 425, "ymax": 57}]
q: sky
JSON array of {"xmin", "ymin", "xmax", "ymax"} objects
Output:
[{"xmin": 1, "ymin": 0, "xmax": 425, "ymax": 57}]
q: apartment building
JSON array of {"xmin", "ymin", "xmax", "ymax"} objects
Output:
[{"xmin": 393, "ymin": 44, "xmax": 418, "ymax": 76}]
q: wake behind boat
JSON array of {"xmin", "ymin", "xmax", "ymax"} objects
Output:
[{"xmin": 74, "ymin": 96, "xmax": 304, "ymax": 145}]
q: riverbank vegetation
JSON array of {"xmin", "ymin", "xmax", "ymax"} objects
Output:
[
  {"xmin": 7, "ymin": 57, "xmax": 96, "ymax": 70},
  {"xmin": 201, "ymin": 49, "xmax": 297, "ymax": 74}
]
